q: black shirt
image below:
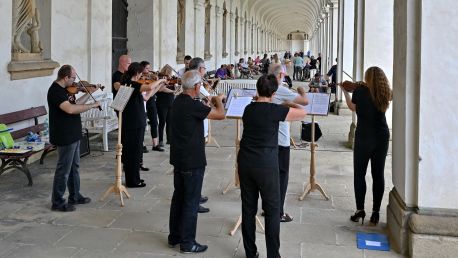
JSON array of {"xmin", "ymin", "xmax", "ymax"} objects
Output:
[
  {"xmin": 120, "ymin": 79, "xmax": 146, "ymax": 130},
  {"xmin": 327, "ymin": 64, "xmax": 337, "ymax": 84},
  {"xmin": 238, "ymin": 102, "xmax": 289, "ymax": 168},
  {"xmin": 112, "ymin": 71, "xmax": 123, "ymax": 99},
  {"xmin": 156, "ymin": 91, "xmax": 175, "ymax": 108},
  {"xmin": 352, "ymin": 86, "xmax": 389, "ymax": 137},
  {"xmin": 170, "ymin": 94, "xmax": 211, "ymax": 170},
  {"xmin": 47, "ymin": 82, "xmax": 82, "ymax": 146}
]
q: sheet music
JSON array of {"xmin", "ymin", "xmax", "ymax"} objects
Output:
[
  {"xmin": 226, "ymin": 96, "xmax": 253, "ymax": 118},
  {"xmin": 304, "ymin": 93, "xmax": 330, "ymax": 116},
  {"xmin": 110, "ymin": 86, "xmax": 134, "ymax": 111},
  {"xmin": 225, "ymin": 88, "xmax": 257, "ymax": 109}
]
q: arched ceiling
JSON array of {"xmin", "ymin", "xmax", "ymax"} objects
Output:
[{"xmin": 236, "ymin": 0, "xmax": 331, "ymax": 39}]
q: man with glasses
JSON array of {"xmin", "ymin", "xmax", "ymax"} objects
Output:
[
  {"xmin": 186, "ymin": 57, "xmax": 213, "ymax": 213},
  {"xmin": 168, "ymin": 70, "xmax": 225, "ymax": 253},
  {"xmin": 47, "ymin": 65, "xmax": 101, "ymax": 212},
  {"xmin": 269, "ymin": 63, "xmax": 308, "ymax": 222}
]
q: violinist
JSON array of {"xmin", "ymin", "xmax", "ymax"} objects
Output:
[
  {"xmin": 155, "ymin": 65, "xmax": 176, "ymax": 148},
  {"xmin": 115, "ymin": 62, "xmax": 166, "ymax": 188},
  {"xmin": 140, "ymin": 61, "xmax": 163, "ymax": 152},
  {"xmin": 112, "ymin": 55, "xmax": 131, "ymax": 99},
  {"xmin": 47, "ymin": 64, "xmax": 101, "ymax": 212},
  {"xmin": 177, "ymin": 55, "xmax": 192, "ymax": 78}
]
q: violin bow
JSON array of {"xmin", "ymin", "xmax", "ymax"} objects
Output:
[{"xmin": 75, "ymin": 72, "xmax": 102, "ymax": 111}]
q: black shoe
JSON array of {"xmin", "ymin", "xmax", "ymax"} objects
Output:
[
  {"xmin": 152, "ymin": 145, "xmax": 165, "ymax": 152},
  {"xmin": 140, "ymin": 165, "xmax": 150, "ymax": 171},
  {"xmin": 140, "ymin": 179, "xmax": 145, "ymax": 183},
  {"xmin": 369, "ymin": 211, "xmax": 380, "ymax": 226},
  {"xmin": 280, "ymin": 213, "xmax": 293, "ymax": 223},
  {"xmin": 168, "ymin": 241, "xmax": 180, "ymax": 248},
  {"xmin": 200, "ymin": 196, "xmax": 208, "ymax": 204},
  {"xmin": 142, "ymin": 146, "xmax": 149, "ymax": 153},
  {"xmin": 51, "ymin": 203, "xmax": 75, "ymax": 212},
  {"xmin": 350, "ymin": 210, "xmax": 366, "ymax": 225},
  {"xmin": 198, "ymin": 205, "xmax": 210, "ymax": 213},
  {"xmin": 180, "ymin": 242, "xmax": 208, "ymax": 253},
  {"xmin": 68, "ymin": 197, "xmax": 91, "ymax": 205},
  {"xmin": 126, "ymin": 182, "xmax": 146, "ymax": 188}
]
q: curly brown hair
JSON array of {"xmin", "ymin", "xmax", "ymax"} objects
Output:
[{"xmin": 364, "ymin": 66, "xmax": 392, "ymax": 112}]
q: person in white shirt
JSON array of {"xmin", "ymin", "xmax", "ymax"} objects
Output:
[
  {"xmin": 177, "ymin": 55, "xmax": 192, "ymax": 78},
  {"xmin": 269, "ymin": 63, "xmax": 308, "ymax": 222}
]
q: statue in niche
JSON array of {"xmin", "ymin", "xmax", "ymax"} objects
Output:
[{"xmin": 12, "ymin": 0, "xmax": 43, "ymax": 53}]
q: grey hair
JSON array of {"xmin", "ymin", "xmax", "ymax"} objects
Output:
[
  {"xmin": 188, "ymin": 57, "xmax": 205, "ymax": 70},
  {"xmin": 181, "ymin": 70, "xmax": 202, "ymax": 89},
  {"xmin": 269, "ymin": 63, "xmax": 283, "ymax": 77}
]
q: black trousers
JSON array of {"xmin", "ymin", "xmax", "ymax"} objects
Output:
[
  {"xmin": 239, "ymin": 166, "xmax": 280, "ymax": 258},
  {"xmin": 293, "ymin": 66, "xmax": 302, "ymax": 80},
  {"xmin": 168, "ymin": 167, "xmax": 205, "ymax": 249},
  {"xmin": 353, "ymin": 132, "xmax": 389, "ymax": 212},
  {"xmin": 278, "ymin": 146, "xmax": 290, "ymax": 215},
  {"xmin": 157, "ymin": 104, "xmax": 172, "ymax": 143},
  {"xmin": 146, "ymin": 97, "xmax": 158, "ymax": 139},
  {"xmin": 121, "ymin": 127, "xmax": 144, "ymax": 186}
]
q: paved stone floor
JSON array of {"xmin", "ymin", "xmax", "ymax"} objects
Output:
[{"xmin": 0, "ymin": 83, "xmax": 404, "ymax": 258}]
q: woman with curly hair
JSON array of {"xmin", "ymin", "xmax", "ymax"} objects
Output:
[{"xmin": 340, "ymin": 66, "xmax": 392, "ymax": 226}]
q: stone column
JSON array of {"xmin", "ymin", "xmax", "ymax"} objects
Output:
[
  {"xmin": 229, "ymin": 12, "xmax": 235, "ymax": 63},
  {"xmin": 238, "ymin": 16, "xmax": 244, "ymax": 58},
  {"xmin": 336, "ymin": 0, "xmax": 344, "ymax": 114},
  {"xmin": 322, "ymin": 10, "xmax": 329, "ymax": 74},
  {"xmin": 194, "ymin": 0, "xmax": 205, "ymax": 58},
  {"xmin": 247, "ymin": 21, "xmax": 252, "ymax": 55},
  {"xmin": 204, "ymin": 1, "xmax": 215, "ymax": 61},
  {"xmin": 330, "ymin": 2, "xmax": 339, "ymax": 64},
  {"xmin": 214, "ymin": 4, "xmax": 223, "ymax": 67},
  {"xmin": 159, "ymin": 0, "xmax": 177, "ymax": 66},
  {"xmin": 388, "ymin": 0, "xmax": 458, "ymax": 256}
]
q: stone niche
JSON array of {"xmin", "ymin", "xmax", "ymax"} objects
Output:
[{"xmin": 7, "ymin": 0, "xmax": 59, "ymax": 80}]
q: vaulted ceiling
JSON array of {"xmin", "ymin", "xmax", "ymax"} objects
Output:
[{"xmin": 237, "ymin": 0, "xmax": 335, "ymax": 38}]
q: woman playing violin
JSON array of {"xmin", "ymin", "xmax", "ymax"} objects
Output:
[
  {"xmin": 155, "ymin": 65, "xmax": 177, "ymax": 147},
  {"xmin": 140, "ymin": 61, "xmax": 164, "ymax": 152},
  {"xmin": 115, "ymin": 62, "xmax": 166, "ymax": 188}
]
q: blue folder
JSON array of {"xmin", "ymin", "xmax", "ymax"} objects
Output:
[{"xmin": 356, "ymin": 232, "xmax": 390, "ymax": 251}]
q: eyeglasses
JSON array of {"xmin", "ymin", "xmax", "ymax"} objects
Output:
[
  {"xmin": 69, "ymin": 76, "xmax": 76, "ymax": 80},
  {"xmin": 200, "ymin": 66, "xmax": 207, "ymax": 70}
]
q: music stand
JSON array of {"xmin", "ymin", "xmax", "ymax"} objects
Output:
[
  {"xmin": 299, "ymin": 93, "xmax": 331, "ymax": 201},
  {"xmin": 100, "ymin": 85, "xmax": 134, "ymax": 207}
]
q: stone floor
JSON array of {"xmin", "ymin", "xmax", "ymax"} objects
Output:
[{"xmin": 0, "ymin": 82, "xmax": 404, "ymax": 258}]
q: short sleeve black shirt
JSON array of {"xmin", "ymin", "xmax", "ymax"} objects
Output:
[
  {"xmin": 352, "ymin": 86, "xmax": 389, "ymax": 137},
  {"xmin": 237, "ymin": 102, "xmax": 289, "ymax": 168},
  {"xmin": 47, "ymin": 82, "xmax": 82, "ymax": 146},
  {"xmin": 170, "ymin": 94, "xmax": 211, "ymax": 170},
  {"xmin": 120, "ymin": 79, "xmax": 146, "ymax": 130},
  {"xmin": 112, "ymin": 71, "xmax": 123, "ymax": 99}
]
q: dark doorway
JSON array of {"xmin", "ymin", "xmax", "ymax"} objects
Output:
[{"xmin": 112, "ymin": 0, "xmax": 128, "ymax": 73}]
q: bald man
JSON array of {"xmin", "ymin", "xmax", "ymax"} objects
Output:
[{"xmin": 112, "ymin": 54, "xmax": 132, "ymax": 99}]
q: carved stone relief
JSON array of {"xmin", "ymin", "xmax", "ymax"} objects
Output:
[{"xmin": 8, "ymin": 0, "xmax": 59, "ymax": 80}]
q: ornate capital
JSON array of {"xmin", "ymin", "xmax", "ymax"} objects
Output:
[
  {"xmin": 194, "ymin": 0, "xmax": 205, "ymax": 9},
  {"xmin": 215, "ymin": 6, "xmax": 223, "ymax": 17}
]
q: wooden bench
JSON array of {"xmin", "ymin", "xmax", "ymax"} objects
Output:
[
  {"xmin": 80, "ymin": 92, "xmax": 118, "ymax": 151},
  {"xmin": 0, "ymin": 106, "xmax": 56, "ymax": 186}
]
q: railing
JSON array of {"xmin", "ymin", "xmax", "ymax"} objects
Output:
[{"xmin": 215, "ymin": 79, "xmax": 257, "ymax": 95}]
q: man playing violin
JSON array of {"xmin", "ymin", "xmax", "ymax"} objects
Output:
[{"xmin": 47, "ymin": 64, "xmax": 101, "ymax": 212}]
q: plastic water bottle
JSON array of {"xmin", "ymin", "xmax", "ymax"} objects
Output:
[{"xmin": 42, "ymin": 117, "xmax": 49, "ymax": 142}]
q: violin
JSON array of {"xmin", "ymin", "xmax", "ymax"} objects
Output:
[
  {"xmin": 66, "ymin": 80, "xmax": 105, "ymax": 95},
  {"xmin": 340, "ymin": 81, "xmax": 365, "ymax": 93}
]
